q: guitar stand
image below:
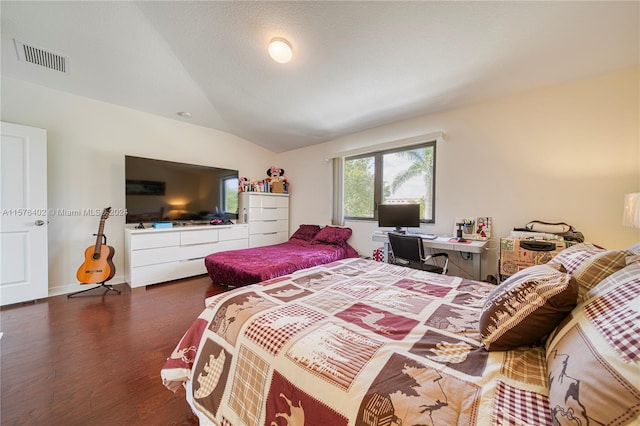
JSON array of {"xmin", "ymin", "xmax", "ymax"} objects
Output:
[
  {"xmin": 67, "ymin": 281, "xmax": 121, "ymax": 298},
  {"xmin": 68, "ymin": 233, "xmax": 121, "ymax": 298}
]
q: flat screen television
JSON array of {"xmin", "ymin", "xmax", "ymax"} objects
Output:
[
  {"xmin": 378, "ymin": 204, "xmax": 420, "ymax": 232},
  {"xmin": 124, "ymin": 156, "xmax": 239, "ymax": 224}
]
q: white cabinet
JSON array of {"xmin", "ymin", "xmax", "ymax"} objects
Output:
[
  {"xmin": 124, "ymin": 224, "xmax": 249, "ymax": 288},
  {"xmin": 239, "ymin": 193, "xmax": 289, "ymax": 248}
]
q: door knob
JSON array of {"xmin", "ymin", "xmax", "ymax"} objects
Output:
[{"xmin": 35, "ymin": 220, "xmax": 45, "ymax": 226}]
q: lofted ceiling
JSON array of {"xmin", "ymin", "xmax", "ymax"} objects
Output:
[{"xmin": 1, "ymin": 1, "xmax": 638, "ymax": 153}]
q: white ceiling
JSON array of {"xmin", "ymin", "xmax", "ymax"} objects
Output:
[{"xmin": 2, "ymin": 1, "xmax": 638, "ymax": 153}]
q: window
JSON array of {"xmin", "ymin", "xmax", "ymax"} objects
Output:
[
  {"xmin": 342, "ymin": 141, "xmax": 436, "ymax": 223},
  {"xmin": 222, "ymin": 177, "xmax": 239, "ymax": 215}
]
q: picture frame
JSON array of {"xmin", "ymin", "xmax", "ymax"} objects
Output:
[{"xmin": 453, "ymin": 216, "xmax": 492, "ymax": 240}]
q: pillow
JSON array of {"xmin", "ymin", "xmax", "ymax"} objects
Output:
[
  {"xmin": 311, "ymin": 226, "xmax": 352, "ymax": 245},
  {"xmin": 582, "ymin": 258, "xmax": 640, "ymax": 301},
  {"xmin": 547, "ymin": 242, "xmax": 605, "ymax": 274},
  {"xmin": 289, "ymin": 224, "xmax": 321, "ymax": 241},
  {"xmin": 546, "ymin": 262, "xmax": 640, "ymax": 425},
  {"xmin": 627, "ymin": 254, "xmax": 640, "ymax": 265},
  {"xmin": 625, "ymin": 243, "xmax": 640, "ymax": 266},
  {"xmin": 570, "ymin": 249, "xmax": 634, "ymax": 302},
  {"xmin": 479, "ymin": 264, "xmax": 577, "ymax": 351},
  {"xmin": 626, "ymin": 242, "xmax": 640, "ymax": 254}
]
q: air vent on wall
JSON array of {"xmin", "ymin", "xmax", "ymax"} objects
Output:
[{"xmin": 14, "ymin": 39, "xmax": 68, "ymax": 73}]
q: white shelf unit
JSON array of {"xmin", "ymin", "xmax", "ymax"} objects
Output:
[
  {"xmin": 124, "ymin": 224, "xmax": 249, "ymax": 288},
  {"xmin": 239, "ymin": 192, "xmax": 289, "ymax": 248}
]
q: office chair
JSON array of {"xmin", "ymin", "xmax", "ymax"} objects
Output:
[{"xmin": 388, "ymin": 233, "xmax": 449, "ymax": 274}]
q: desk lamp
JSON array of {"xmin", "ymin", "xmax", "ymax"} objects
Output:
[{"xmin": 455, "ymin": 222, "xmax": 467, "ymax": 242}]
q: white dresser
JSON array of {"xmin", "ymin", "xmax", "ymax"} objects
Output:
[
  {"xmin": 239, "ymin": 192, "xmax": 289, "ymax": 247},
  {"xmin": 124, "ymin": 224, "xmax": 249, "ymax": 288}
]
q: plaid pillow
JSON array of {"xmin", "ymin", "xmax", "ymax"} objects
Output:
[
  {"xmin": 547, "ymin": 243, "xmax": 605, "ymax": 274},
  {"xmin": 479, "ymin": 264, "xmax": 577, "ymax": 351},
  {"xmin": 546, "ymin": 262, "xmax": 640, "ymax": 425},
  {"xmin": 571, "ymin": 249, "xmax": 633, "ymax": 302},
  {"xmin": 626, "ymin": 242, "xmax": 640, "ymax": 254}
]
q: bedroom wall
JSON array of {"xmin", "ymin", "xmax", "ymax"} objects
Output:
[
  {"xmin": 278, "ymin": 67, "xmax": 640, "ymax": 280},
  {"xmin": 2, "ymin": 67, "xmax": 638, "ymax": 293},
  {"xmin": 1, "ymin": 76, "xmax": 277, "ymax": 296}
]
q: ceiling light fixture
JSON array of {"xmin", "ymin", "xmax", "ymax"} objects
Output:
[
  {"xmin": 177, "ymin": 111, "xmax": 191, "ymax": 118},
  {"xmin": 268, "ymin": 38, "xmax": 293, "ymax": 64}
]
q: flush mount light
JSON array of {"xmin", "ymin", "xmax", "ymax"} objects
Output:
[
  {"xmin": 176, "ymin": 111, "xmax": 191, "ymax": 118},
  {"xmin": 268, "ymin": 38, "xmax": 293, "ymax": 64}
]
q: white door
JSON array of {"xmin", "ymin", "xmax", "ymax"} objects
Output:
[{"xmin": 0, "ymin": 122, "xmax": 48, "ymax": 306}]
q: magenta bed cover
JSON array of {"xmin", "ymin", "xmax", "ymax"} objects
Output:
[{"xmin": 204, "ymin": 238, "xmax": 359, "ymax": 287}]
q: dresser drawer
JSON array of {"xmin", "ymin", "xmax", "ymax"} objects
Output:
[
  {"xmin": 247, "ymin": 194, "xmax": 288, "ymax": 208},
  {"xmin": 249, "ymin": 232, "xmax": 288, "ymax": 247},
  {"xmin": 219, "ymin": 225, "xmax": 249, "ymax": 241},
  {"xmin": 180, "ymin": 242, "xmax": 223, "ymax": 261},
  {"xmin": 129, "ymin": 259, "xmax": 206, "ymax": 287},
  {"xmin": 130, "ymin": 232, "xmax": 180, "ymax": 250},
  {"xmin": 216, "ymin": 238, "xmax": 249, "ymax": 251},
  {"xmin": 248, "ymin": 207, "xmax": 288, "ymax": 221},
  {"xmin": 131, "ymin": 245, "xmax": 182, "ymax": 267},
  {"xmin": 180, "ymin": 229, "xmax": 218, "ymax": 246},
  {"xmin": 249, "ymin": 220, "xmax": 288, "ymax": 235}
]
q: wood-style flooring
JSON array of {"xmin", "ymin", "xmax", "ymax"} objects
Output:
[{"xmin": 1, "ymin": 275, "xmax": 230, "ymax": 425}]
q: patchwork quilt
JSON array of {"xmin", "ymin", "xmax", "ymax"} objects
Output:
[{"xmin": 161, "ymin": 258, "xmax": 554, "ymax": 425}]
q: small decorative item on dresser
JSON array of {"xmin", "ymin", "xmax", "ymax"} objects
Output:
[
  {"xmin": 239, "ymin": 168, "xmax": 290, "ymax": 193},
  {"xmin": 271, "ymin": 181, "xmax": 285, "ymax": 193},
  {"xmin": 267, "ymin": 166, "xmax": 287, "ymax": 193}
]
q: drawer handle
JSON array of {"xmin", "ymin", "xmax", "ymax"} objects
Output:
[
  {"xmin": 181, "ymin": 241, "xmax": 218, "ymax": 247},
  {"xmin": 261, "ymin": 207, "xmax": 278, "ymax": 210},
  {"xmin": 263, "ymin": 232, "xmax": 278, "ymax": 235},
  {"xmin": 262, "ymin": 220, "xmax": 278, "ymax": 222}
]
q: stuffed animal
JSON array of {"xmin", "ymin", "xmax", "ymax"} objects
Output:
[
  {"xmin": 267, "ymin": 167, "xmax": 285, "ymax": 182},
  {"xmin": 267, "ymin": 167, "xmax": 287, "ymax": 193}
]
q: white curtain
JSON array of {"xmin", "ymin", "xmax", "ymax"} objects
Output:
[{"xmin": 331, "ymin": 157, "xmax": 344, "ymax": 226}]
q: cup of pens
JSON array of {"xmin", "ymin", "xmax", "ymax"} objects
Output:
[{"xmin": 463, "ymin": 220, "xmax": 475, "ymax": 235}]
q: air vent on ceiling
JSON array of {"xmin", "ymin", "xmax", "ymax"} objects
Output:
[{"xmin": 14, "ymin": 39, "xmax": 68, "ymax": 73}]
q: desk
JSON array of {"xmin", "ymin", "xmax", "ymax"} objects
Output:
[{"xmin": 372, "ymin": 232, "xmax": 489, "ymax": 281}]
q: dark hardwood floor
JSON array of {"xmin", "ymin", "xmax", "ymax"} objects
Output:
[{"xmin": 1, "ymin": 276, "xmax": 230, "ymax": 425}]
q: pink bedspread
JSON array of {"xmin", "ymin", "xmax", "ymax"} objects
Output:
[{"xmin": 204, "ymin": 239, "xmax": 359, "ymax": 287}]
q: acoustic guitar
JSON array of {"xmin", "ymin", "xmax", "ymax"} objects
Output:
[{"xmin": 76, "ymin": 207, "xmax": 116, "ymax": 284}]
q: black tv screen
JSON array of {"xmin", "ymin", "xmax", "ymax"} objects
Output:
[
  {"xmin": 378, "ymin": 204, "xmax": 420, "ymax": 231},
  {"xmin": 124, "ymin": 156, "xmax": 238, "ymax": 224}
]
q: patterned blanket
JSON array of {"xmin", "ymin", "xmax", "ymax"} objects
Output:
[{"xmin": 161, "ymin": 258, "xmax": 552, "ymax": 425}]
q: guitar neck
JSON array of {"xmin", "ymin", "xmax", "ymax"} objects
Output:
[
  {"xmin": 93, "ymin": 208, "xmax": 111, "ymax": 258},
  {"xmin": 93, "ymin": 219, "xmax": 106, "ymax": 255}
]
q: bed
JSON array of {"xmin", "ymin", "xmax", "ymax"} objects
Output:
[
  {"xmin": 204, "ymin": 225, "xmax": 359, "ymax": 287},
  {"xmin": 162, "ymin": 243, "xmax": 640, "ymax": 425}
]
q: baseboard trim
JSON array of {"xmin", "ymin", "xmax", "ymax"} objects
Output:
[{"xmin": 48, "ymin": 273, "xmax": 127, "ymax": 297}]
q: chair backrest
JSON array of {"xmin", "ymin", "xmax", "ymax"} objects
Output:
[{"xmin": 388, "ymin": 233, "xmax": 424, "ymax": 263}]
